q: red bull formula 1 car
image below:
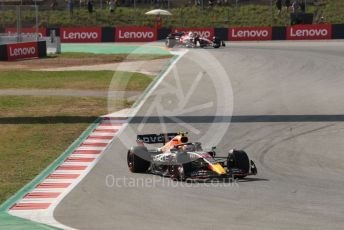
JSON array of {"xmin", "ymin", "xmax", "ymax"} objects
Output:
[
  {"xmin": 127, "ymin": 133, "xmax": 257, "ymax": 182},
  {"xmin": 165, "ymin": 32, "xmax": 226, "ymax": 49}
]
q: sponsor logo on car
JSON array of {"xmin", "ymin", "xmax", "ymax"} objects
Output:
[
  {"xmin": 229, "ymin": 26, "xmax": 272, "ymax": 41},
  {"xmin": 5, "ymin": 27, "xmax": 46, "ymax": 38},
  {"xmin": 287, "ymin": 24, "xmax": 332, "ymax": 40},
  {"xmin": 142, "ymin": 135, "xmax": 164, "ymax": 143},
  {"xmin": 115, "ymin": 27, "xmax": 157, "ymax": 42},
  {"xmin": 172, "ymin": 28, "xmax": 215, "ymax": 39},
  {"xmin": 60, "ymin": 27, "xmax": 102, "ymax": 42},
  {"xmin": 137, "ymin": 134, "xmax": 176, "ymax": 144},
  {"xmin": 7, "ymin": 42, "xmax": 38, "ymax": 61}
]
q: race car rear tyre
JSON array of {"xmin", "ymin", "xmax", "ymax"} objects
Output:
[
  {"xmin": 227, "ymin": 150, "xmax": 250, "ymax": 178},
  {"xmin": 127, "ymin": 146, "xmax": 150, "ymax": 173},
  {"xmin": 166, "ymin": 38, "xmax": 176, "ymax": 48}
]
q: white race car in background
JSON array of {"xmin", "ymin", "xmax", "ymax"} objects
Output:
[{"xmin": 166, "ymin": 32, "xmax": 226, "ymax": 48}]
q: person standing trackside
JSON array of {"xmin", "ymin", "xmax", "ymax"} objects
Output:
[
  {"xmin": 292, "ymin": 0, "xmax": 306, "ymax": 13},
  {"xmin": 87, "ymin": 0, "xmax": 93, "ymax": 14},
  {"xmin": 276, "ymin": 0, "xmax": 282, "ymax": 16},
  {"xmin": 299, "ymin": 0, "xmax": 306, "ymax": 12},
  {"xmin": 109, "ymin": 0, "xmax": 116, "ymax": 13},
  {"xmin": 285, "ymin": 0, "xmax": 291, "ymax": 12},
  {"xmin": 50, "ymin": 0, "xmax": 57, "ymax": 10},
  {"xmin": 67, "ymin": 0, "xmax": 74, "ymax": 17},
  {"xmin": 154, "ymin": 15, "xmax": 163, "ymax": 30}
]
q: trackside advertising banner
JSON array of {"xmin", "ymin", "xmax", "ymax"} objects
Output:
[
  {"xmin": 229, "ymin": 26, "xmax": 272, "ymax": 41},
  {"xmin": 60, "ymin": 27, "xmax": 102, "ymax": 42},
  {"xmin": 5, "ymin": 27, "xmax": 46, "ymax": 38},
  {"xmin": 7, "ymin": 41, "xmax": 38, "ymax": 61},
  {"xmin": 287, "ymin": 24, "xmax": 332, "ymax": 40},
  {"xmin": 115, "ymin": 27, "xmax": 157, "ymax": 42},
  {"xmin": 172, "ymin": 28, "xmax": 214, "ymax": 39}
]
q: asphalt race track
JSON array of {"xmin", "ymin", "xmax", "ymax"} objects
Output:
[{"xmin": 55, "ymin": 41, "xmax": 344, "ymax": 230}]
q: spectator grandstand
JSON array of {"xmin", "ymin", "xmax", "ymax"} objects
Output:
[{"xmin": 0, "ymin": 0, "xmax": 340, "ymax": 28}]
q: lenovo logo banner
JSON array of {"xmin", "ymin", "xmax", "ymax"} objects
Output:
[
  {"xmin": 287, "ymin": 24, "xmax": 332, "ymax": 40},
  {"xmin": 115, "ymin": 27, "xmax": 157, "ymax": 42},
  {"xmin": 229, "ymin": 27, "xmax": 272, "ymax": 41},
  {"xmin": 60, "ymin": 27, "xmax": 102, "ymax": 42},
  {"xmin": 172, "ymin": 28, "xmax": 214, "ymax": 39},
  {"xmin": 7, "ymin": 42, "xmax": 38, "ymax": 61},
  {"xmin": 5, "ymin": 27, "xmax": 46, "ymax": 38}
]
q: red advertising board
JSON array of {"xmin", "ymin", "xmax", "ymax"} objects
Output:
[
  {"xmin": 172, "ymin": 28, "xmax": 214, "ymax": 39},
  {"xmin": 60, "ymin": 27, "xmax": 102, "ymax": 42},
  {"xmin": 287, "ymin": 24, "xmax": 332, "ymax": 40},
  {"xmin": 7, "ymin": 42, "xmax": 38, "ymax": 61},
  {"xmin": 5, "ymin": 27, "xmax": 46, "ymax": 37},
  {"xmin": 115, "ymin": 27, "xmax": 157, "ymax": 42},
  {"xmin": 229, "ymin": 26, "xmax": 272, "ymax": 41}
]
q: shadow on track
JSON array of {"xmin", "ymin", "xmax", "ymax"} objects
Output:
[
  {"xmin": 4, "ymin": 114, "xmax": 344, "ymax": 124},
  {"xmin": 237, "ymin": 177, "xmax": 269, "ymax": 183},
  {"xmin": 129, "ymin": 115, "xmax": 344, "ymax": 123}
]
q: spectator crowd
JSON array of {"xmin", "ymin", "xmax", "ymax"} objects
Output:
[
  {"xmin": 276, "ymin": 0, "xmax": 306, "ymax": 16},
  {"xmin": 58, "ymin": 0, "xmax": 312, "ymax": 19}
]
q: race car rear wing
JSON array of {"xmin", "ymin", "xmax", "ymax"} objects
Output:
[{"xmin": 137, "ymin": 133, "xmax": 178, "ymax": 144}]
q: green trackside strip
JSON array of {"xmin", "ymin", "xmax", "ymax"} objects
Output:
[
  {"xmin": 0, "ymin": 212, "xmax": 61, "ymax": 230},
  {"xmin": 0, "ymin": 117, "xmax": 102, "ymax": 230},
  {"xmin": 61, "ymin": 43, "xmax": 170, "ymax": 55},
  {"xmin": 132, "ymin": 55, "xmax": 178, "ymax": 108}
]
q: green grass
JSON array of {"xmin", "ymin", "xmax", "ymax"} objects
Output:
[
  {"xmin": 0, "ymin": 123, "xmax": 91, "ymax": 204},
  {"xmin": 1, "ymin": 1, "xmax": 343, "ymax": 28},
  {"xmin": 0, "ymin": 95, "xmax": 116, "ymax": 204},
  {"xmin": 0, "ymin": 70, "xmax": 154, "ymax": 91},
  {"xmin": 0, "ymin": 95, "xmax": 133, "ymax": 117}
]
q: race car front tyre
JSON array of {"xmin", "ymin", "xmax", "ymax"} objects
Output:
[
  {"xmin": 169, "ymin": 163, "xmax": 193, "ymax": 181},
  {"xmin": 212, "ymin": 37, "xmax": 221, "ymax": 48},
  {"xmin": 170, "ymin": 153, "xmax": 192, "ymax": 181},
  {"xmin": 127, "ymin": 146, "xmax": 150, "ymax": 173},
  {"xmin": 227, "ymin": 150, "xmax": 250, "ymax": 178},
  {"xmin": 250, "ymin": 160, "xmax": 258, "ymax": 175},
  {"xmin": 169, "ymin": 165, "xmax": 186, "ymax": 181}
]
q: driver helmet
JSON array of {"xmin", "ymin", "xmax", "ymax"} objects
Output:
[{"xmin": 188, "ymin": 31, "xmax": 194, "ymax": 38}]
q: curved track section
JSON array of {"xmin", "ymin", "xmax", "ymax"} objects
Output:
[{"xmin": 55, "ymin": 41, "xmax": 344, "ymax": 230}]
